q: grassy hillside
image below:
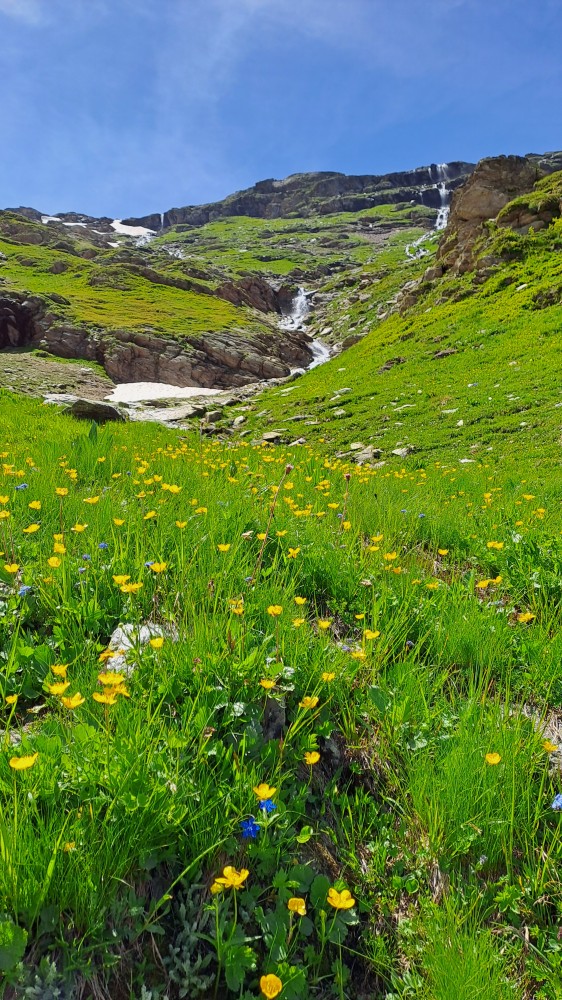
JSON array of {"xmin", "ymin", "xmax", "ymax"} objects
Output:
[
  {"xmin": 2, "ymin": 170, "xmax": 562, "ymax": 1000},
  {"xmin": 241, "ymin": 189, "xmax": 562, "ymax": 467},
  {"xmin": 0, "ymin": 205, "xmax": 430, "ymax": 350},
  {"xmin": 0, "ymin": 390, "xmax": 561, "ymax": 999}
]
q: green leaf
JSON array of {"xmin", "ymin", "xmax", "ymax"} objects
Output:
[
  {"xmin": 296, "ymin": 825, "xmax": 314, "ymax": 844},
  {"xmin": 310, "ymin": 874, "xmax": 331, "ymax": 910},
  {"xmin": 0, "ymin": 916, "xmax": 27, "ymax": 972},
  {"xmin": 224, "ymin": 945, "xmax": 256, "ymax": 992},
  {"xmin": 368, "ymin": 685, "xmax": 392, "ymax": 716}
]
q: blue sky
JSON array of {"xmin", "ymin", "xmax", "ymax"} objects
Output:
[{"xmin": 1, "ymin": 0, "xmax": 560, "ymax": 217}]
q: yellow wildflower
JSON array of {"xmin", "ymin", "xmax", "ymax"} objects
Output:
[
  {"xmin": 112, "ymin": 574, "xmax": 130, "ymax": 586},
  {"xmin": 93, "ymin": 691, "xmax": 117, "ymax": 706},
  {"xmin": 149, "ymin": 636, "xmax": 164, "ymax": 649},
  {"xmin": 317, "ymin": 619, "xmax": 332, "ymax": 630},
  {"xmin": 51, "ymin": 664, "xmax": 68, "ymax": 678},
  {"xmin": 3, "ymin": 563, "xmax": 19, "ymax": 574},
  {"xmin": 267, "ymin": 605, "xmax": 283, "ymax": 617},
  {"xmin": 322, "ymin": 672, "xmax": 335, "ymax": 682},
  {"xmin": 294, "ymin": 596, "xmax": 307, "ymax": 605},
  {"xmin": 83, "ymin": 496, "xmax": 100, "ymax": 505},
  {"xmin": 253, "ymin": 782, "xmax": 276, "ymax": 799},
  {"xmin": 299, "ymin": 696, "xmax": 319, "ymax": 710},
  {"xmin": 327, "ymin": 887, "xmax": 356, "ymax": 910},
  {"xmin": 485, "ymin": 752, "xmax": 501, "ymax": 765},
  {"xmin": 213, "ymin": 866, "xmax": 249, "ymax": 889},
  {"xmin": 364, "ymin": 629, "xmax": 380, "ymax": 640},
  {"xmin": 23, "ymin": 524, "xmax": 40, "ymax": 534},
  {"xmin": 113, "ymin": 518, "xmax": 125, "ymax": 526},
  {"xmin": 149, "ymin": 562, "xmax": 167, "ymax": 573},
  {"xmin": 304, "ymin": 751, "xmax": 320, "ymax": 765},
  {"xmin": 61, "ymin": 692, "xmax": 85, "ymax": 710},
  {"xmin": 288, "ymin": 897, "xmax": 306, "ymax": 916},
  {"xmin": 217, "ymin": 543, "xmax": 231, "ymax": 552},
  {"xmin": 260, "ymin": 975, "xmax": 283, "ymax": 999},
  {"xmin": 120, "ymin": 582, "xmax": 143, "ymax": 593},
  {"xmin": 47, "ymin": 557, "xmax": 61, "ymax": 569},
  {"xmin": 9, "ymin": 752, "xmax": 38, "ymax": 771},
  {"xmin": 47, "ymin": 681, "xmax": 70, "ymax": 696}
]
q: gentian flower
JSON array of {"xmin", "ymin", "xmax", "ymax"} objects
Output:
[
  {"xmin": 551, "ymin": 794, "xmax": 562, "ymax": 810},
  {"xmin": 18, "ymin": 585, "xmax": 32, "ymax": 596},
  {"xmin": 15, "ymin": 484, "xmax": 29, "ymax": 490},
  {"xmin": 259, "ymin": 799, "xmax": 277, "ymax": 813},
  {"xmin": 98, "ymin": 542, "xmax": 109, "ymax": 550},
  {"xmin": 240, "ymin": 818, "xmax": 261, "ymax": 839}
]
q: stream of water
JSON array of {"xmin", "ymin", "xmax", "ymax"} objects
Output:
[{"xmin": 405, "ymin": 163, "xmax": 451, "ymax": 258}]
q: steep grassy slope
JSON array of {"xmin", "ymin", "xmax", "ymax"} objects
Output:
[{"xmin": 242, "ymin": 182, "xmax": 562, "ymax": 469}]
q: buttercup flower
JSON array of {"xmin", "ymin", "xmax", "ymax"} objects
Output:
[
  {"xmin": 149, "ymin": 562, "xmax": 167, "ymax": 573},
  {"xmin": 9, "ymin": 752, "xmax": 38, "ymax": 771},
  {"xmin": 288, "ymin": 897, "xmax": 306, "ymax": 916},
  {"xmin": 149, "ymin": 636, "xmax": 164, "ymax": 649},
  {"xmin": 51, "ymin": 664, "xmax": 68, "ymax": 678},
  {"xmin": 364, "ymin": 629, "xmax": 380, "ymax": 640},
  {"xmin": 543, "ymin": 740, "xmax": 558, "ymax": 753},
  {"xmin": 322, "ymin": 672, "xmax": 335, "ymax": 682},
  {"xmin": 61, "ymin": 692, "xmax": 85, "ymax": 709},
  {"xmin": 47, "ymin": 681, "xmax": 70, "ymax": 696},
  {"xmin": 299, "ymin": 696, "xmax": 319, "ymax": 710},
  {"xmin": 304, "ymin": 751, "xmax": 320, "ymax": 765},
  {"xmin": 217, "ymin": 543, "xmax": 231, "ymax": 552},
  {"xmin": 253, "ymin": 782, "xmax": 276, "ymax": 799},
  {"xmin": 5, "ymin": 694, "xmax": 18, "ymax": 705},
  {"xmin": 485, "ymin": 752, "xmax": 501, "ymax": 765},
  {"xmin": 267, "ymin": 605, "xmax": 283, "ymax": 617},
  {"xmin": 260, "ymin": 974, "xmax": 283, "ymax": 999},
  {"xmin": 327, "ymin": 887, "xmax": 356, "ymax": 910},
  {"xmin": 213, "ymin": 866, "xmax": 249, "ymax": 890},
  {"xmin": 93, "ymin": 691, "xmax": 117, "ymax": 706}
]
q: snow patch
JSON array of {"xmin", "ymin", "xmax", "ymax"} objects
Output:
[
  {"xmin": 106, "ymin": 382, "xmax": 225, "ymax": 404},
  {"xmin": 111, "ymin": 219, "xmax": 156, "ymax": 237}
]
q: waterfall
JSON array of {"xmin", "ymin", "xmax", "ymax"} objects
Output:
[
  {"xmin": 279, "ymin": 287, "xmax": 310, "ymax": 331},
  {"xmin": 405, "ymin": 162, "xmax": 451, "ymax": 255},
  {"xmin": 160, "ymin": 213, "xmax": 165, "ymax": 231},
  {"xmin": 280, "ymin": 287, "xmax": 332, "ymax": 372}
]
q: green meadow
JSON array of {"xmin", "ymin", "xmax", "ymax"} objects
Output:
[{"xmin": 0, "ymin": 393, "xmax": 561, "ymax": 999}]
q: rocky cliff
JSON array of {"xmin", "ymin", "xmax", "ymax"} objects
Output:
[
  {"xmin": 121, "ymin": 163, "xmax": 475, "ymax": 231},
  {"xmin": 437, "ymin": 151, "xmax": 562, "ymax": 274}
]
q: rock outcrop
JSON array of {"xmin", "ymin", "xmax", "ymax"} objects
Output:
[
  {"xmin": 437, "ymin": 152, "xmax": 562, "ymax": 274},
  {"xmin": 0, "ymin": 293, "xmax": 313, "ymax": 390}
]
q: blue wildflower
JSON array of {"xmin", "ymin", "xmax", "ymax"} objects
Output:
[
  {"xmin": 15, "ymin": 483, "xmax": 29, "ymax": 491},
  {"xmin": 240, "ymin": 818, "xmax": 261, "ymax": 839},
  {"xmin": 18, "ymin": 585, "xmax": 32, "ymax": 596},
  {"xmin": 98, "ymin": 542, "xmax": 109, "ymax": 550},
  {"xmin": 551, "ymin": 794, "xmax": 562, "ymax": 811},
  {"xmin": 259, "ymin": 799, "xmax": 277, "ymax": 813},
  {"xmin": 418, "ymin": 513, "xmax": 426, "ymax": 518},
  {"xmin": 78, "ymin": 567, "xmax": 86, "ymax": 574},
  {"xmin": 144, "ymin": 561, "xmax": 155, "ymax": 568},
  {"xmin": 82, "ymin": 554, "xmax": 91, "ymax": 562}
]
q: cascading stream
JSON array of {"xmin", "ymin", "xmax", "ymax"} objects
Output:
[
  {"xmin": 405, "ymin": 162, "xmax": 451, "ymax": 257},
  {"xmin": 280, "ymin": 287, "xmax": 332, "ymax": 371}
]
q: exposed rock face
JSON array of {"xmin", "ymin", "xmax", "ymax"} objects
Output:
[
  {"xmin": 0, "ymin": 293, "xmax": 313, "ymax": 390},
  {"xmin": 216, "ymin": 277, "xmax": 295, "ymax": 314},
  {"xmin": 122, "ymin": 163, "xmax": 475, "ymax": 230},
  {"xmin": 437, "ymin": 153, "xmax": 562, "ymax": 274}
]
